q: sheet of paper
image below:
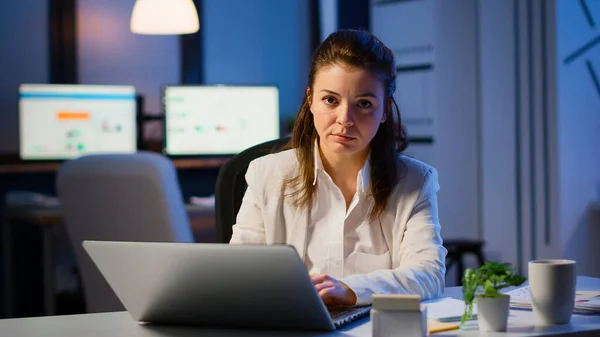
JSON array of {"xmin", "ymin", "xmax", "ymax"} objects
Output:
[{"xmin": 424, "ymin": 297, "xmax": 476, "ymax": 322}]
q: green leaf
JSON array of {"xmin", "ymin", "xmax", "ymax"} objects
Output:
[
  {"xmin": 483, "ymin": 279, "xmax": 500, "ymax": 296},
  {"xmin": 461, "ymin": 300, "xmax": 474, "ymax": 326},
  {"xmin": 495, "ymin": 284, "xmax": 511, "ymax": 291},
  {"xmin": 506, "ymin": 274, "xmax": 527, "ymax": 286}
]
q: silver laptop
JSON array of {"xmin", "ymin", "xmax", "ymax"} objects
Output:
[{"xmin": 82, "ymin": 241, "xmax": 370, "ymax": 331}]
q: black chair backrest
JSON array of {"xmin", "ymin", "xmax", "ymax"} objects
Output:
[{"xmin": 215, "ymin": 137, "xmax": 291, "ymax": 243}]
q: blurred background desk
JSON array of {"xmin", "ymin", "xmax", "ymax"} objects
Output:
[
  {"xmin": 0, "ymin": 158, "xmax": 229, "ymax": 175},
  {"xmin": 2, "ymin": 203, "xmax": 217, "ymax": 319},
  {"xmin": 0, "ymin": 156, "xmax": 225, "ymax": 319}
]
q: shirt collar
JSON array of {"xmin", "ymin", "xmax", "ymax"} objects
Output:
[{"xmin": 312, "ymin": 141, "xmax": 371, "ymax": 193}]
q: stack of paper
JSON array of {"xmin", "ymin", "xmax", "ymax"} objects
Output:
[
  {"xmin": 424, "ymin": 297, "xmax": 477, "ymax": 322},
  {"xmin": 506, "ymin": 286, "xmax": 600, "ymax": 314}
]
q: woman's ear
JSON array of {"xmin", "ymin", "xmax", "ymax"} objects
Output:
[{"xmin": 306, "ymin": 87, "xmax": 312, "ymax": 110}]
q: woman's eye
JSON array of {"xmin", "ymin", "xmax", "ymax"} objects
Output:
[
  {"xmin": 357, "ymin": 100, "xmax": 372, "ymax": 108},
  {"xmin": 323, "ymin": 96, "xmax": 337, "ymax": 104}
]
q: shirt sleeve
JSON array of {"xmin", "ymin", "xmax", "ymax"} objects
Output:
[
  {"xmin": 341, "ymin": 168, "xmax": 447, "ymax": 306},
  {"xmin": 229, "ymin": 160, "xmax": 266, "ymax": 244}
]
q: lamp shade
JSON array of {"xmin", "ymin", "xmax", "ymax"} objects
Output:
[{"xmin": 130, "ymin": 0, "xmax": 199, "ymax": 35}]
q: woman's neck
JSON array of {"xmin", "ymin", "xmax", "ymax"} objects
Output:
[{"xmin": 318, "ymin": 143, "xmax": 368, "ymax": 185}]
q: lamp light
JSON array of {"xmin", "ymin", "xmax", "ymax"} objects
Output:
[{"xmin": 130, "ymin": 0, "xmax": 199, "ymax": 35}]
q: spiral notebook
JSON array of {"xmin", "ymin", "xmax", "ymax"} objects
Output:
[{"xmin": 424, "ymin": 297, "xmax": 477, "ymax": 322}]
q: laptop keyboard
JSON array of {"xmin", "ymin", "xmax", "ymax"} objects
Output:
[
  {"xmin": 329, "ymin": 309, "xmax": 356, "ymax": 319},
  {"xmin": 328, "ymin": 306, "xmax": 371, "ymax": 328}
]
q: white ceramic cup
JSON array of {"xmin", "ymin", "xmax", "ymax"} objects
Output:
[{"xmin": 528, "ymin": 259, "xmax": 576, "ymax": 325}]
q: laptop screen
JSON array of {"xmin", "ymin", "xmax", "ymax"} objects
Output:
[
  {"xmin": 163, "ymin": 85, "xmax": 280, "ymax": 156},
  {"xmin": 19, "ymin": 84, "xmax": 138, "ymax": 160}
]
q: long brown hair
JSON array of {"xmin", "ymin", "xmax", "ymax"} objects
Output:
[{"xmin": 285, "ymin": 29, "xmax": 408, "ymax": 222}]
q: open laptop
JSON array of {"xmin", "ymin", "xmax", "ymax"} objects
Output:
[{"xmin": 82, "ymin": 241, "xmax": 371, "ymax": 331}]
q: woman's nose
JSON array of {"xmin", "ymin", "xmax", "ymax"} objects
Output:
[{"xmin": 336, "ymin": 104, "xmax": 354, "ymax": 126}]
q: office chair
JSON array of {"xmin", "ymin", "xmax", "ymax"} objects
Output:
[
  {"xmin": 214, "ymin": 137, "xmax": 291, "ymax": 243},
  {"xmin": 56, "ymin": 152, "xmax": 194, "ymax": 313}
]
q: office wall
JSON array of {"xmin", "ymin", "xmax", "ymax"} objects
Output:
[
  {"xmin": 479, "ymin": 0, "xmax": 520, "ymax": 266},
  {"xmin": 556, "ymin": 0, "xmax": 600, "ymax": 277},
  {"xmin": 0, "ymin": 0, "xmax": 49, "ymax": 154},
  {"xmin": 77, "ymin": 0, "xmax": 180, "ymax": 129},
  {"xmin": 371, "ymin": 0, "xmax": 481, "ymax": 240},
  {"xmin": 202, "ymin": 0, "xmax": 311, "ymax": 133},
  {"xmin": 432, "ymin": 0, "xmax": 480, "ymax": 240},
  {"xmin": 479, "ymin": 0, "xmax": 560, "ymax": 270},
  {"xmin": 319, "ymin": 0, "xmax": 338, "ymax": 42},
  {"xmin": 479, "ymin": 0, "xmax": 564, "ymax": 272},
  {"xmin": 480, "ymin": 0, "xmax": 600, "ymax": 278}
]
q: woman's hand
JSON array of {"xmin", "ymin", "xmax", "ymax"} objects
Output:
[{"xmin": 310, "ymin": 273, "xmax": 357, "ymax": 307}]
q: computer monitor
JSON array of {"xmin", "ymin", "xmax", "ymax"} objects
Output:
[
  {"xmin": 19, "ymin": 84, "xmax": 138, "ymax": 160},
  {"xmin": 163, "ymin": 85, "xmax": 280, "ymax": 156}
]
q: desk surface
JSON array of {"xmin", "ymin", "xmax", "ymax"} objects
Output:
[
  {"xmin": 0, "ymin": 158, "xmax": 230, "ymax": 174},
  {"xmin": 1, "ymin": 277, "xmax": 599, "ymax": 337},
  {"xmin": 4, "ymin": 203, "xmax": 214, "ymax": 225}
]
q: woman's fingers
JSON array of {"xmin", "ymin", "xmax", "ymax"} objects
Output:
[
  {"xmin": 315, "ymin": 280, "xmax": 334, "ymax": 292},
  {"xmin": 310, "ymin": 273, "xmax": 329, "ymax": 285},
  {"xmin": 311, "ymin": 273, "xmax": 353, "ymax": 307},
  {"xmin": 319, "ymin": 287, "xmax": 345, "ymax": 307},
  {"xmin": 318, "ymin": 285, "xmax": 336, "ymax": 299}
]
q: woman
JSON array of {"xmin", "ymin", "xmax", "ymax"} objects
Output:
[{"xmin": 230, "ymin": 29, "xmax": 446, "ymax": 307}]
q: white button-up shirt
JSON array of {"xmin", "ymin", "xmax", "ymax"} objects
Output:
[
  {"xmin": 306, "ymin": 147, "xmax": 390, "ymax": 278},
  {"xmin": 230, "ymin": 148, "xmax": 447, "ymax": 305}
]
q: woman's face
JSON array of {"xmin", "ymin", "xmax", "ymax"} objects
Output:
[{"xmin": 309, "ymin": 63, "xmax": 387, "ymax": 161}]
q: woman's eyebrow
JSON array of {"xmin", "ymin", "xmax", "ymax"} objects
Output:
[
  {"xmin": 319, "ymin": 89, "xmax": 340, "ymax": 96},
  {"xmin": 319, "ymin": 89, "xmax": 377, "ymax": 98},
  {"xmin": 355, "ymin": 92, "xmax": 377, "ymax": 98}
]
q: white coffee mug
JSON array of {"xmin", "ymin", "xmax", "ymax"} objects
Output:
[{"xmin": 528, "ymin": 259, "xmax": 576, "ymax": 325}]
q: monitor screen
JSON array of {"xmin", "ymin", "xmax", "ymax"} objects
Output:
[
  {"xmin": 163, "ymin": 85, "xmax": 280, "ymax": 155},
  {"xmin": 19, "ymin": 84, "xmax": 137, "ymax": 160}
]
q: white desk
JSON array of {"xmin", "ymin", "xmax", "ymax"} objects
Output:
[{"xmin": 1, "ymin": 277, "xmax": 599, "ymax": 337}]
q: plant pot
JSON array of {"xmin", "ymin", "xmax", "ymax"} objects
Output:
[{"xmin": 476, "ymin": 294, "xmax": 510, "ymax": 332}]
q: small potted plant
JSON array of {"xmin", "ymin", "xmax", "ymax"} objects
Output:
[{"xmin": 461, "ymin": 261, "xmax": 526, "ymax": 332}]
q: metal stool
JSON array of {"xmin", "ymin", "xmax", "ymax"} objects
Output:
[{"xmin": 444, "ymin": 239, "xmax": 486, "ymax": 286}]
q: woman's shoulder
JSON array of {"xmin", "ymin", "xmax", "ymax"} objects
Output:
[
  {"xmin": 396, "ymin": 154, "xmax": 438, "ymax": 190},
  {"xmin": 398, "ymin": 154, "xmax": 435, "ymax": 177},
  {"xmin": 248, "ymin": 148, "xmax": 298, "ymax": 180}
]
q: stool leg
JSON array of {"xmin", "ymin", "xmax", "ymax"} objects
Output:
[
  {"xmin": 457, "ymin": 258, "xmax": 465, "ymax": 286},
  {"xmin": 445, "ymin": 259, "xmax": 454, "ymax": 275},
  {"xmin": 476, "ymin": 249, "xmax": 486, "ymax": 267},
  {"xmin": 42, "ymin": 225, "xmax": 55, "ymax": 316},
  {"xmin": 2, "ymin": 219, "xmax": 13, "ymax": 318}
]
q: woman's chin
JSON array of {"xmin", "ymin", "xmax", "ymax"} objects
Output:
[{"xmin": 324, "ymin": 139, "xmax": 366, "ymax": 156}]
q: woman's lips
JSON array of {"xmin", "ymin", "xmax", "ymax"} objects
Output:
[{"xmin": 331, "ymin": 134, "xmax": 355, "ymax": 143}]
